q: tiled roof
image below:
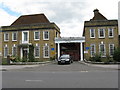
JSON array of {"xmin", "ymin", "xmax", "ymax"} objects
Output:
[
  {"xmin": 11, "ymin": 14, "xmax": 50, "ymax": 26},
  {"xmin": 90, "ymin": 9, "xmax": 107, "ymax": 21}
]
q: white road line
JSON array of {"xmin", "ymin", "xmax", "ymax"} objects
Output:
[{"xmin": 25, "ymin": 80, "xmax": 43, "ymax": 82}]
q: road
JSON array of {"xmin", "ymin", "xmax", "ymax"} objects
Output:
[{"xmin": 2, "ymin": 62, "xmax": 119, "ymax": 88}]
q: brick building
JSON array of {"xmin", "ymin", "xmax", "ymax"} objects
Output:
[
  {"xmin": 83, "ymin": 9, "xmax": 119, "ymax": 60},
  {"xmin": 1, "ymin": 14, "xmax": 60, "ymax": 61}
]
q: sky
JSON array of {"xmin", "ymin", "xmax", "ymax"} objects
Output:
[{"xmin": 0, "ymin": 0, "xmax": 119, "ymax": 37}]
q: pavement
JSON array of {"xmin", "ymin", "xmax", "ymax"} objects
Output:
[
  {"xmin": 0, "ymin": 61, "xmax": 119, "ymax": 71},
  {"xmin": 80, "ymin": 61, "xmax": 119, "ymax": 70}
]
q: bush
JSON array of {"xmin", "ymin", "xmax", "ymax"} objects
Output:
[
  {"xmin": 113, "ymin": 47, "xmax": 120, "ymax": 62},
  {"xmin": 89, "ymin": 54, "xmax": 101, "ymax": 62},
  {"xmin": 2, "ymin": 59, "xmax": 8, "ymax": 65}
]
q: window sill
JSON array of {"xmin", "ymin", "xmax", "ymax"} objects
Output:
[{"xmin": 12, "ymin": 40, "xmax": 17, "ymax": 42}]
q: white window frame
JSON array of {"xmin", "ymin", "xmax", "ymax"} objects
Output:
[
  {"xmin": 109, "ymin": 44, "xmax": 114, "ymax": 57},
  {"xmin": 12, "ymin": 44, "xmax": 17, "ymax": 56},
  {"xmin": 98, "ymin": 28, "xmax": 105, "ymax": 38},
  {"xmin": 108, "ymin": 28, "xmax": 114, "ymax": 38},
  {"xmin": 12, "ymin": 32, "xmax": 17, "ymax": 41},
  {"xmin": 4, "ymin": 33, "xmax": 9, "ymax": 41},
  {"xmin": 4, "ymin": 44, "xmax": 9, "ymax": 58},
  {"xmin": 34, "ymin": 44, "xmax": 40, "ymax": 58},
  {"xmin": 99, "ymin": 44, "xmax": 106, "ymax": 57},
  {"xmin": 90, "ymin": 29, "xmax": 95, "ymax": 38},
  {"xmin": 43, "ymin": 31, "xmax": 49, "ymax": 40},
  {"xmin": 34, "ymin": 31, "xmax": 40, "ymax": 40},
  {"xmin": 90, "ymin": 44, "xmax": 96, "ymax": 57},
  {"xmin": 43, "ymin": 43, "xmax": 49, "ymax": 58},
  {"xmin": 22, "ymin": 31, "xmax": 29, "ymax": 43}
]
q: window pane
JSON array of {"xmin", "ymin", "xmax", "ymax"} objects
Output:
[
  {"xmin": 24, "ymin": 32, "xmax": 28, "ymax": 41},
  {"xmin": 90, "ymin": 29, "xmax": 95, "ymax": 38},
  {"xmin": 109, "ymin": 44, "xmax": 114, "ymax": 56},
  {"xmin": 35, "ymin": 46, "xmax": 39, "ymax": 57},
  {"xmin": 44, "ymin": 31, "xmax": 49, "ymax": 39},
  {"xmin": 13, "ymin": 33, "xmax": 17, "ymax": 40},
  {"xmin": 35, "ymin": 32, "xmax": 39, "ymax": 39},
  {"xmin": 12, "ymin": 46, "xmax": 17, "ymax": 56},
  {"xmin": 4, "ymin": 47, "xmax": 8, "ymax": 57}
]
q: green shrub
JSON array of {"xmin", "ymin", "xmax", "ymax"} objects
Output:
[
  {"xmin": 89, "ymin": 54, "xmax": 101, "ymax": 62},
  {"xmin": 113, "ymin": 47, "xmax": 120, "ymax": 62},
  {"xmin": 2, "ymin": 59, "xmax": 8, "ymax": 65}
]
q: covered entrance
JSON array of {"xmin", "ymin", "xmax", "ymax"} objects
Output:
[
  {"xmin": 60, "ymin": 43, "xmax": 80, "ymax": 61},
  {"xmin": 55, "ymin": 37, "xmax": 85, "ymax": 61}
]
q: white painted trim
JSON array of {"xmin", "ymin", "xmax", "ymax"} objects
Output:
[
  {"xmin": 80, "ymin": 42, "xmax": 83, "ymax": 61},
  {"xmin": 57, "ymin": 43, "xmax": 60, "ymax": 59},
  {"xmin": 34, "ymin": 44, "xmax": 40, "ymax": 58},
  {"xmin": 43, "ymin": 31, "xmax": 49, "ymax": 40},
  {"xmin": 34, "ymin": 31, "xmax": 40, "ymax": 41},
  {"xmin": 90, "ymin": 44, "xmax": 96, "ymax": 57},
  {"xmin": 108, "ymin": 28, "xmax": 114, "ymax": 38},
  {"xmin": 4, "ymin": 33, "xmax": 9, "ymax": 41},
  {"xmin": 12, "ymin": 32, "xmax": 17, "ymax": 41},
  {"xmin": 99, "ymin": 44, "xmax": 106, "ymax": 57},
  {"xmin": 22, "ymin": 31, "xmax": 29, "ymax": 44},
  {"xmin": 4, "ymin": 44, "xmax": 9, "ymax": 58},
  {"xmin": 98, "ymin": 28, "xmax": 105, "ymax": 38},
  {"xmin": 43, "ymin": 44, "xmax": 49, "ymax": 58},
  {"xmin": 90, "ymin": 29, "xmax": 95, "ymax": 38},
  {"xmin": 109, "ymin": 44, "xmax": 114, "ymax": 57}
]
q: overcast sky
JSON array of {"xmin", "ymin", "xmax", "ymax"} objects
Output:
[{"xmin": 0, "ymin": 0, "xmax": 119, "ymax": 37}]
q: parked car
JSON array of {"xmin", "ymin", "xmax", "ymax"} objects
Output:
[{"xmin": 58, "ymin": 54, "xmax": 73, "ymax": 64}]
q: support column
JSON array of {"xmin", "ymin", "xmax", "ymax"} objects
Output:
[
  {"xmin": 20, "ymin": 48, "xmax": 23, "ymax": 59},
  {"xmin": 80, "ymin": 42, "xmax": 83, "ymax": 61},
  {"xmin": 57, "ymin": 43, "xmax": 60, "ymax": 59}
]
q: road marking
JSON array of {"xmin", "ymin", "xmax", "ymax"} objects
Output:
[
  {"xmin": 80, "ymin": 71, "xmax": 88, "ymax": 72},
  {"xmin": 25, "ymin": 80, "xmax": 43, "ymax": 82}
]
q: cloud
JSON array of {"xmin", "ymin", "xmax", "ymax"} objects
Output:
[
  {"xmin": 0, "ymin": 0, "xmax": 119, "ymax": 36},
  {"xmin": 0, "ymin": 8, "xmax": 17, "ymax": 26}
]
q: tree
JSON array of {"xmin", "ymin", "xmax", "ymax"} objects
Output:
[{"xmin": 113, "ymin": 47, "xmax": 120, "ymax": 62}]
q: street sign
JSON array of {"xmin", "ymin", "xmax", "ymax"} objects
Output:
[
  {"xmin": 51, "ymin": 48, "xmax": 55, "ymax": 51},
  {"xmin": 86, "ymin": 47, "xmax": 90, "ymax": 50}
]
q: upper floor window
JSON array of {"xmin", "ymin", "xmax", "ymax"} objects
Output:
[
  {"xmin": 43, "ymin": 31, "xmax": 49, "ymax": 40},
  {"xmin": 98, "ymin": 29, "xmax": 105, "ymax": 38},
  {"xmin": 109, "ymin": 44, "xmax": 114, "ymax": 57},
  {"xmin": 90, "ymin": 44, "xmax": 96, "ymax": 57},
  {"xmin": 108, "ymin": 28, "xmax": 114, "ymax": 38},
  {"xmin": 90, "ymin": 29, "xmax": 95, "ymax": 38},
  {"xmin": 22, "ymin": 31, "xmax": 29, "ymax": 43},
  {"xmin": 99, "ymin": 44, "xmax": 106, "ymax": 57},
  {"xmin": 12, "ymin": 32, "xmax": 17, "ymax": 41},
  {"xmin": 4, "ymin": 33, "xmax": 9, "ymax": 41},
  {"xmin": 34, "ymin": 31, "xmax": 40, "ymax": 40}
]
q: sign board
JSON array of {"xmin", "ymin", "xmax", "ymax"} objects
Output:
[
  {"xmin": 85, "ymin": 47, "xmax": 90, "ymax": 50},
  {"xmin": 84, "ymin": 51, "xmax": 88, "ymax": 53},
  {"xmin": 51, "ymin": 48, "xmax": 55, "ymax": 51}
]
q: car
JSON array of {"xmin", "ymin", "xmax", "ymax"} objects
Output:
[{"xmin": 58, "ymin": 54, "xmax": 73, "ymax": 64}]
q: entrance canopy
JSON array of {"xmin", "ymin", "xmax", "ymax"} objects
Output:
[
  {"xmin": 55, "ymin": 37, "xmax": 85, "ymax": 61},
  {"xmin": 55, "ymin": 37, "xmax": 85, "ymax": 43}
]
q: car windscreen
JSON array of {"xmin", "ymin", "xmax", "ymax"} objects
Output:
[{"xmin": 60, "ymin": 55, "xmax": 70, "ymax": 59}]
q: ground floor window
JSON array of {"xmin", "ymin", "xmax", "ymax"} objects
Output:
[
  {"xmin": 90, "ymin": 44, "xmax": 96, "ymax": 57},
  {"xmin": 12, "ymin": 45, "xmax": 17, "ymax": 56},
  {"xmin": 34, "ymin": 45, "xmax": 40, "ymax": 58},
  {"xmin": 4, "ymin": 45, "xmax": 8, "ymax": 58},
  {"xmin": 109, "ymin": 44, "xmax": 114, "ymax": 57},
  {"xmin": 99, "ymin": 44, "xmax": 106, "ymax": 57},
  {"xmin": 43, "ymin": 44, "xmax": 49, "ymax": 58}
]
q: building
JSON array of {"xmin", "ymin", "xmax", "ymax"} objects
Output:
[
  {"xmin": 83, "ymin": 9, "xmax": 119, "ymax": 60},
  {"xmin": 1, "ymin": 14, "xmax": 60, "ymax": 61},
  {"xmin": 55, "ymin": 37, "xmax": 85, "ymax": 61},
  {"xmin": 0, "ymin": 27, "xmax": 2, "ymax": 64}
]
